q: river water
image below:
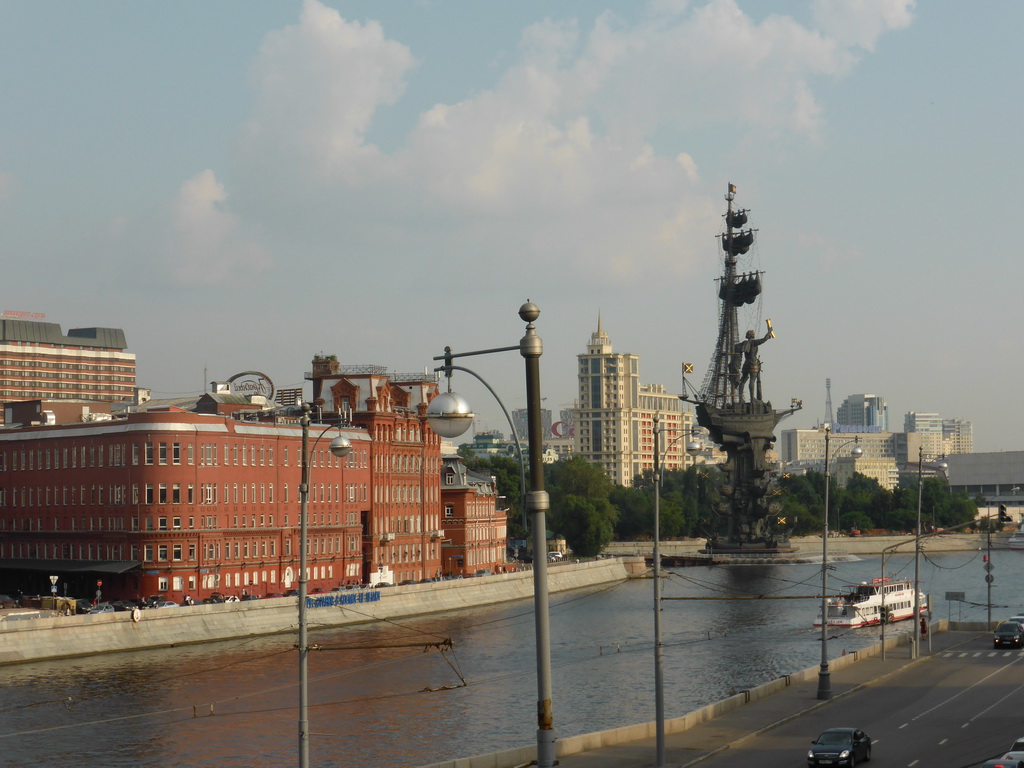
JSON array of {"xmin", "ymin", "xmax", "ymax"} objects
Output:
[{"xmin": 0, "ymin": 549, "xmax": 1016, "ymax": 767}]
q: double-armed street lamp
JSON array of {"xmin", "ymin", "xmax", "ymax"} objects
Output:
[
  {"xmin": 298, "ymin": 403, "xmax": 353, "ymax": 768},
  {"xmin": 651, "ymin": 415, "xmax": 701, "ymax": 767},
  {"xmin": 817, "ymin": 425, "xmax": 862, "ymax": 700},
  {"xmin": 426, "ymin": 301, "xmax": 556, "ymax": 768}
]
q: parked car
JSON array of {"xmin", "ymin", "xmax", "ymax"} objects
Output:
[
  {"xmin": 984, "ymin": 760, "xmax": 1024, "ymax": 768},
  {"xmin": 151, "ymin": 601, "xmax": 178, "ymax": 609},
  {"xmin": 807, "ymin": 727, "xmax": 872, "ymax": 766},
  {"xmin": 223, "ymin": 595, "xmax": 240, "ymax": 603},
  {"xmin": 0, "ymin": 594, "xmax": 19, "ymax": 609},
  {"xmin": 265, "ymin": 592, "xmax": 285, "ymax": 599},
  {"xmin": 240, "ymin": 594, "xmax": 260, "ymax": 601},
  {"xmin": 994, "ymin": 621, "xmax": 1024, "ymax": 648},
  {"xmin": 88, "ymin": 603, "xmax": 116, "ymax": 614},
  {"xmin": 283, "ymin": 589, "xmax": 299, "ymax": 597}
]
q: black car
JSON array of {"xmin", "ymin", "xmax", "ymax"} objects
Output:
[
  {"xmin": 994, "ymin": 621, "xmax": 1024, "ymax": 648},
  {"xmin": 808, "ymin": 727, "xmax": 872, "ymax": 766}
]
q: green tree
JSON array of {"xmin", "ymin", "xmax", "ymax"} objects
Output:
[
  {"xmin": 545, "ymin": 455, "xmax": 618, "ymax": 554},
  {"xmin": 554, "ymin": 495, "xmax": 618, "ymax": 556}
]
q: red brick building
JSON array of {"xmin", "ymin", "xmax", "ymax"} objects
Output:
[
  {"xmin": 439, "ymin": 456, "xmax": 508, "ymax": 577},
  {"xmin": 0, "ymin": 360, "xmax": 445, "ymax": 601},
  {"xmin": 309, "ymin": 358, "xmax": 444, "ymax": 586}
]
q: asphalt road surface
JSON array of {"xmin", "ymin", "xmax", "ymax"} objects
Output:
[{"xmin": 700, "ymin": 633, "xmax": 1024, "ymax": 768}]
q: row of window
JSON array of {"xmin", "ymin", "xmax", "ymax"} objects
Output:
[
  {"xmin": 1, "ymin": 359, "xmax": 134, "ymax": 372},
  {"xmin": 0, "ymin": 481, "xmax": 370, "ymax": 510}
]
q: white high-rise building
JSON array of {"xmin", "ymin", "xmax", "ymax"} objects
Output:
[
  {"xmin": 575, "ymin": 318, "xmax": 694, "ymax": 486},
  {"xmin": 904, "ymin": 412, "xmax": 944, "ymax": 457}
]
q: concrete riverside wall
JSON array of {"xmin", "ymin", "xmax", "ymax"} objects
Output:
[
  {"xmin": 606, "ymin": 532, "xmax": 992, "ymax": 558},
  {"xmin": 0, "ymin": 558, "xmax": 641, "ymax": 666},
  {"xmin": 417, "ymin": 623, "xmax": 931, "ymax": 768}
]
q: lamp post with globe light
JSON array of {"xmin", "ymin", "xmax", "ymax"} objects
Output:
[
  {"xmin": 651, "ymin": 414, "xmax": 701, "ymax": 767},
  {"xmin": 426, "ymin": 301, "xmax": 555, "ymax": 768},
  {"xmin": 817, "ymin": 425, "xmax": 862, "ymax": 700},
  {"xmin": 298, "ymin": 403, "xmax": 353, "ymax": 768}
]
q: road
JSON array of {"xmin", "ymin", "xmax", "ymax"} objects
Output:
[{"xmin": 701, "ymin": 633, "xmax": 1024, "ymax": 767}]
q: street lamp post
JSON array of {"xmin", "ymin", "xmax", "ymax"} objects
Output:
[
  {"xmin": 298, "ymin": 404, "xmax": 353, "ymax": 768},
  {"xmin": 651, "ymin": 415, "xmax": 700, "ymax": 767},
  {"xmin": 817, "ymin": 425, "xmax": 862, "ymax": 700},
  {"xmin": 427, "ymin": 301, "xmax": 556, "ymax": 767},
  {"xmin": 913, "ymin": 447, "xmax": 947, "ymax": 659}
]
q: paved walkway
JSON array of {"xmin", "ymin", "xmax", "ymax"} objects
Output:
[{"xmin": 552, "ymin": 630, "xmax": 971, "ymax": 768}]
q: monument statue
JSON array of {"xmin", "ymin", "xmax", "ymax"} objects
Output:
[{"xmin": 683, "ymin": 184, "xmax": 800, "ymax": 552}]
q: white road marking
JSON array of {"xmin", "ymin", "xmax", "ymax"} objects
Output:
[{"xmin": 908, "ymin": 655, "xmax": 1024, "ymax": 724}]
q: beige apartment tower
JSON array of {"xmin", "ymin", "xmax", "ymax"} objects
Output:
[{"xmin": 575, "ymin": 318, "xmax": 694, "ymax": 486}]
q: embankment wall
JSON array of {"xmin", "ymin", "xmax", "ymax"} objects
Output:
[
  {"xmin": 606, "ymin": 532, "xmax": 992, "ymax": 558},
  {"xmin": 0, "ymin": 557, "xmax": 643, "ymax": 666}
]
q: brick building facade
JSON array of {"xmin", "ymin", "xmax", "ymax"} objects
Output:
[
  {"xmin": 439, "ymin": 456, "xmax": 508, "ymax": 577},
  {"xmin": 0, "ymin": 359, "xmax": 447, "ymax": 601}
]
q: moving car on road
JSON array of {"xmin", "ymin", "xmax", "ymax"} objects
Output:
[
  {"xmin": 994, "ymin": 621, "xmax": 1024, "ymax": 648},
  {"xmin": 808, "ymin": 727, "xmax": 872, "ymax": 766}
]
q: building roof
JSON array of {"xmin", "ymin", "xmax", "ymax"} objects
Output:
[{"xmin": 0, "ymin": 320, "xmax": 128, "ymax": 350}]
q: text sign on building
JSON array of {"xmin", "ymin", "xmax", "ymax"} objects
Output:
[{"xmin": 227, "ymin": 371, "xmax": 276, "ymax": 400}]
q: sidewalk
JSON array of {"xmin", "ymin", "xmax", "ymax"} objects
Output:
[{"xmin": 552, "ymin": 629, "xmax": 969, "ymax": 768}]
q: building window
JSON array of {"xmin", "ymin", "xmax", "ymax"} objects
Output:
[
  {"xmin": 158, "ymin": 516, "xmax": 167, "ymax": 530},
  {"xmin": 158, "ymin": 545, "xmax": 168, "ymax": 561},
  {"xmin": 172, "ymin": 443, "xmax": 181, "ymax": 465},
  {"xmin": 158, "ymin": 443, "xmax": 167, "ymax": 465},
  {"xmin": 145, "ymin": 442, "xmax": 154, "ymax": 465}
]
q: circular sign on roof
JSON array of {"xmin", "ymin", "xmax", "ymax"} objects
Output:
[{"xmin": 227, "ymin": 371, "xmax": 275, "ymax": 401}]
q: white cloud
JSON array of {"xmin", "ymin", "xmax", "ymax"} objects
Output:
[
  {"xmin": 242, "ymin": 0, "xmax": 415, "ymax": 181},
  {"xmin": 811, "ymin": 0, "xmax": 915, "ymax": 51},
  {"xmin": 167, "ymin": 170, "xmax": 270, "ymax": 286},
  {"xmin": 224, "ymin": 0, "xmax": 913, "ymax": 289}
]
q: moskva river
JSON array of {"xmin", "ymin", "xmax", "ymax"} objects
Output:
[{"xmin": 0, "ymin": 549, "xmax": 1014, "ymax": 767}]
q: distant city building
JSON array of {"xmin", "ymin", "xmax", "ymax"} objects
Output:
[
  {"xmin": 904, "ymin": 411, "xmax": 944, "ymax": 457},
  {"xmin": 460, "ymin": 431, "xmax": 514, "ymax": 459},
  {"xmin": 836, "ymin": 394, "xmax": 888, "ymax": 431},
  {"xmin": 511, "ymin": 407, "xmax": 552, "ymax": 444},
  {"xmin": 0, "ymin": 318, "xmax": 136, "ymax": 419},
  {"xmin": 945, "ymin": 452, "xmax": 1024, "ymax": 517},
  {"xmin": 780, "ymin": 427, "xmax": 906, "ymax": 490},
  {"xmin": 575, "ymin": 318, "xmax": 694, "ymax": 486},
  {"xmin": 942, "ymin": 418, "xmax": 974, "ymax": 455}
]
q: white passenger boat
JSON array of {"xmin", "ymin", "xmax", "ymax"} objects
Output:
[
  {"xmin": 1008, "ymin": 522, "xmax": 1024, "ymax": 550},
  {"xmin": 813, "ymin": 576, "xmax": 926, "ymax": 628}
]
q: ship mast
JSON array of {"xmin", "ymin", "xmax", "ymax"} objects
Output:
[{"xmin": 698, "ymin": 183, "xmax": 756, "ymax": 408}]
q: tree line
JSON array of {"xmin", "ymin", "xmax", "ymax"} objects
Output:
[{"xmin": 461, "ymin": 452, "xmax": 983, "ymax": 557}]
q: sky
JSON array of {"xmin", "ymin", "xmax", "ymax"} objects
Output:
[{"xmin": 1, "ymin": 1, "xmax": 1020, "ymax": 452}]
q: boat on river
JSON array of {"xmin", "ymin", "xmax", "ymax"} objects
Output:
[
  {"xmin": 1008, "ymin": 522, "xmax": 1024, "ymax": 550},
  {"xmin": 813, "ymin": 576, "xmax": 926, "ymax": 628}
]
